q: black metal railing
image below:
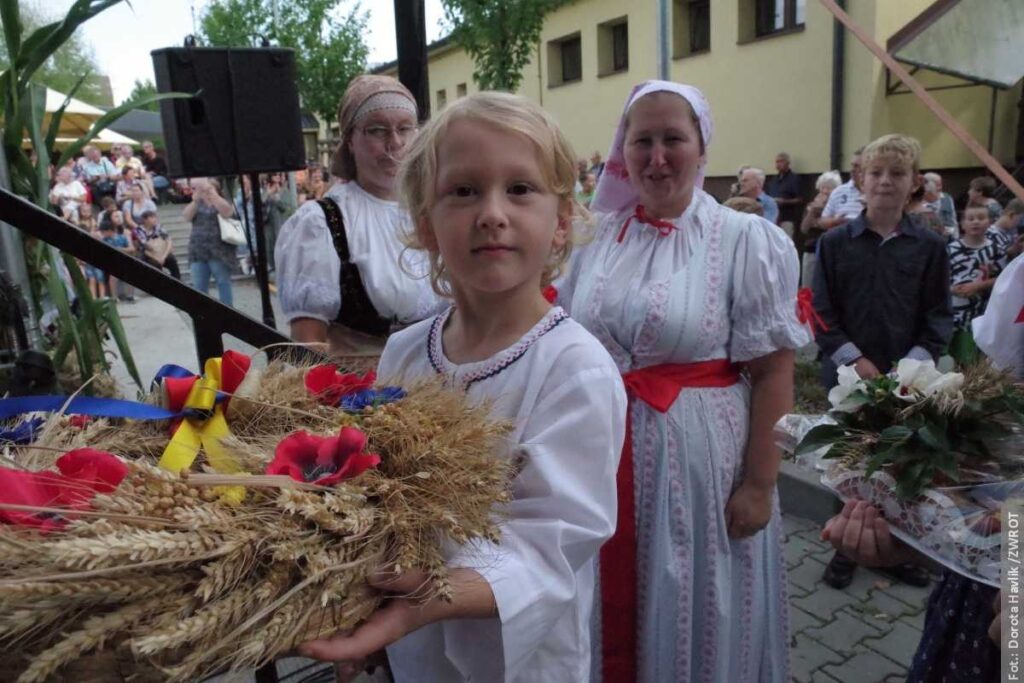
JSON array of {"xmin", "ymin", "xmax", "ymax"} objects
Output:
[{"xmin": 0, "ymin": 188, "xmax": 310, "ymax": 366}]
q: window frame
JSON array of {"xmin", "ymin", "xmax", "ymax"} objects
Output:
[
  {"xmin": 754, "ymin": 0, "xmax": 805, "ymax": 38},
  {"xmin": 560, "ymin": 35, "xmax": 582, "ymax": 84}
]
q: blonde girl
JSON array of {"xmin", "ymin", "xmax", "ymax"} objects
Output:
[{"xmin": 300, "ymin": 92, "xmax": 627, "ymax": 682}]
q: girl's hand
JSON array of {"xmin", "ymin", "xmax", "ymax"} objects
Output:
[
  {"xmin": 298, "ymin": 569, "xmax": 450, "ymax": 663},
  {"xmin": 725, "ymin": 481, "xmax": 773, "ymax": 539},
  {"xmin": 852, "ymin": 357, "xmax": 881, "ymax": 380},
  {"xmin": 821, "ymin": 501, "xmax": 915, "ymax": 567}
]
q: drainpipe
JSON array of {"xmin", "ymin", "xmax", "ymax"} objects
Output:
[
  {"xmin": 657, "ymin": 0, "xmax": 670, "ymax": 80},
  {"xmin": 829, "ymin": 0, "xmax": 845, "ymax": 170}
]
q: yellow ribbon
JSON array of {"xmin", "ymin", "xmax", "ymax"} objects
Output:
[{"xmin": 157, "ymin": 357, "xmax": 246, "ymax": 503}]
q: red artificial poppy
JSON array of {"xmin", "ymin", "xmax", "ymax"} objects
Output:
[
  {"xmin": 0, "ymin": 449, "xmax": 128, "ymax": 529},
  {"xmin": 68, "ymin": 415, "xmax": 91, "ymax": 429},
  {"xmin": 266, "ymin": 427, "xmax": 380, "ymax": 486},
  {"xmin": 305, "ymin": 365, "xmax": 377, "ymax": 406}
]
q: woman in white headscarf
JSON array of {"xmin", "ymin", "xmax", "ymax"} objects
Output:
[{"xmin": 556, "ymin": 81, "xmax": 809, "ymax": 682}]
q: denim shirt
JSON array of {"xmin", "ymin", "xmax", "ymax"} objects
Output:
[{"xmin": 811, "ymin": 212, "xmax": 953, "ymax": 373}]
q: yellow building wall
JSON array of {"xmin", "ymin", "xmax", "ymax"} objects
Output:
[{"xmin": 380, "ymin": 0, "xmax": 1020, "ymax": 177}]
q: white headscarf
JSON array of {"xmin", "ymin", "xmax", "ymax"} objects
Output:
[{"xmin": 591, "ymin": 80, "xmax": 714, "ymax": 215}]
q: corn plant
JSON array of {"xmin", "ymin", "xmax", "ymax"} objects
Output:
[{"xmin": 1, "ymin": 0, "xmax": 189, "ymax": 394}]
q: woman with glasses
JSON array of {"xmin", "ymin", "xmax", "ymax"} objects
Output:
[{"xmin": 275, "ymin": 75, "xmax": 440, "ymax": 359}]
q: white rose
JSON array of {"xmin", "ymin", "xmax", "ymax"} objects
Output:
[
  {"xmin": 893, "ymin": 358, "xmax": 943, "ymax": 401},
  {"xmin": 828, "ymin": 364, "xmax": 868, "ymax": 412},
  {"xmin": 921, "ymin": 371, "xmax": 965, "ymax": 398}
]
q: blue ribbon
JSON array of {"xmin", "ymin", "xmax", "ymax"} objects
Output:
[
  {"xmin": 151, "ymin": 364, "xmax": 196, "ymax": 391},
  {"xmin": 0, "ymin": 396, "xmax": 179, "ymax": 421}
]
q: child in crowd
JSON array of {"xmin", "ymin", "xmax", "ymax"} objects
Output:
[
  {"xmin": 812, "ymin": 134, "xmax": 952, "ymax": 589},
  {"xmin": 96, "ymin": 195, "xmax": 117, "ymax": 226},
  {"xmin": 948, "ymin": 203, "xmax": 1003, "ymax": 363},
  {"xmin": 100, "ymin": 212, "xmax": 136, "ymax": 303},
  {"xmin": 75, "ymin": 202, "xmax": 97, "ymax": 233},
  {"xmin": 986, "ymin": 198, "xmax": 1024, "ymax": 264},
  {"xmin": 967, "ymin": 176, "xmax": 1002, "ymax": 222},
  {"xmin": 299, "ymin": 92, "xmax": 626, "ymax": 681},
  {"xmin": 134, "ymin": 210, "xmax": 180, "ymax": 280},
  {"xmin": 822, "ymin": 501, "xmax": 1000, "ymax": 682}
]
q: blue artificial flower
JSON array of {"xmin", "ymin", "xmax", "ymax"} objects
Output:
[
  {"xmin": 0, "ymin": 417, "xmax": 45, "ymax": 445},
  {"xmin": 340, "ymin": 387, "xmax": 407, "ymax": 412}
]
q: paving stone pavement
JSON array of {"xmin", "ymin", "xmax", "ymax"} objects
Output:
[{"xmin": 784, "ymin": 514, "xmax": 930, "ymax": 683}]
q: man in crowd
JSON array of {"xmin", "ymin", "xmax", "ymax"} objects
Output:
[
  {"xmin": 589, "ymin": 151, "xmax": 604, "ymax": 178},
  {"xmin": 141, "ymin": 140, "xmax": 171, "ymax": 202},
  {"xmin": 80, "ymin": 144, "xmax": 120, "ymax": 203},
  {"xmin": 819, "ymin": 148, "xmax": 865, "ymax": 231},
  {"xmin": 738, "ymin": 166, "xmax": 779, "ymax": 224},
  {"xmin": 767, "ymin": 152, "xmax": 804, "ymax": 236}
]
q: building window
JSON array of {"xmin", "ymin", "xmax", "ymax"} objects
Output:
[
  {"xmin": 598, "ymin": 18, "xmax": 629, "ymax": 76},
  {"xmin": 547, "ymin": 32, "xmax": 582, "ymax": 87},
  {"xmin": 755, "ymin": 0, "xmax": 805, "ymax": 37},
  {"xmin": 673, "ymin": 0, "xmax": 710, "ymax": 57},
  {"xmin": 456, "ymin": 83, "xmax": 467, "ymax": 98},
  {"xmin": 436, "ymin": 88, "xmax": 447, "ymax": 110}
]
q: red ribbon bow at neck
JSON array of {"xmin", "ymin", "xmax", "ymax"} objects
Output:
[
  {"xmin": 616, "ymin": 204, "xmax": 679, "ymax": 243},
  {"xmin": 796, "ymin": 287, "xmax": 829, "ymax": 337}
]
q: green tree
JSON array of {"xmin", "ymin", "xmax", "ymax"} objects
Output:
[
  {"xmin": 199, "ymin": 0, "xmax": 369, "ymax": 124},
  {"xmin": 441, "ymin": 0, "xmax": 571, "ymax": 92},
  {"xmin": 0, "ymin": 1, "xmax": 110, "ymax": 105},
  {"xmin": 124, "ymin": 78, "xmax": 158, "ymax": 111}
]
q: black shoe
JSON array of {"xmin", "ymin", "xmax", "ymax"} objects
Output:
[
  {"xmin": 823, "ymin": 552, "xmax": 857, "ymax": 589},
  {"xmin": 880, "ymin": 562, "xmax": 931, "ymax": 588}
]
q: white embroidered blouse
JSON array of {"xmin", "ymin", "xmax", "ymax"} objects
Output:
[
  {"xmin": 274, "ymin": 181, "xmax": 440, "ymax": 326},
  {"xmin": 378, "ymin": 306, "xmax": 627, "ymax": 682}
]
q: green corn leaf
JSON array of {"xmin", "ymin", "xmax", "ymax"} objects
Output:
[
  {"xmin": 41, "ymin": 246, "xmax": 91, "ymax": 387},
  {"xmin": 54, "ymin": 90, "xmax": 193, "ymax": 168},
  {"xmin": 0, "ymin": 0, "xmax": 22, "ymax": 66},
  {"xmin": 97, "ymin": 297, "xmax": 142, "ymax": 391},
  {"xmin": 794, "ymin": 424, "xmax": 848, "ymax": 456},
  {"xmin": 44, "ymin": 74, "xmax": 90, "ymax": 155}
]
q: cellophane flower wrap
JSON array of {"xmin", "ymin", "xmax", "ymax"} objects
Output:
[
  {"xmin": 776, "ymin": 360, "xmax": 1024, "ymax": 587},
  {"xmin": 0, "ymin": 359, "xmax": 513, "ymax": 682}
]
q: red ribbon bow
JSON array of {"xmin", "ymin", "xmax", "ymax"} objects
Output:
[
  {"xmin": 616, "ymin": 204, "xmax": 678, "ymax": 243},
  {"xmin": 796, "ymin": 287, "xmax": 829, "ymax": 336}
]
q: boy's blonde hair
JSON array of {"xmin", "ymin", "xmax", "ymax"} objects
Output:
[
  {"xmin": 861, "ymin": 134, "xmax": 922, "ymax": 173},
  {"xmin": 400, "ymin": 91, "xmax": 584, "ymax": 297}
]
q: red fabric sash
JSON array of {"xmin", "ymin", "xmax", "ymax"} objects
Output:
[{"xmin": 600, "ymin": 358, "xmax": 742, "ymax": 682}]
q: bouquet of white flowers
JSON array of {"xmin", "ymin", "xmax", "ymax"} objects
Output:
[{"xmin": 780, "ymin": 359, "xmax": 1024, "ymax": 586}]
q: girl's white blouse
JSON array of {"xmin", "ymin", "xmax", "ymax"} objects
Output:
[
  {"xmin": 378, "ymin": 306, "xmax": 627, "ymax": 682},
  {"xmin": 274, "ymin": 181, "xmax": 440, "ymax": 325}
]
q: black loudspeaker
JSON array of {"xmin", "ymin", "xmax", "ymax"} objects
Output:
[{"xmin": 151, "ymin": 47, "xmax": 306, "ymax": 178}]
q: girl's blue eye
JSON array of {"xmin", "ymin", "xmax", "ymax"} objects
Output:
[
  {"xmin": 509, "ymin": 183, "xmax": 533, "ymax": 195},
  {"xmin": 453, "ymin": 186, "xmax": 474, "ymax": 197}
]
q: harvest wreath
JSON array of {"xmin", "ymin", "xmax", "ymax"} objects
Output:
[{"xmin": 0, "ymin": 352, "xmax": 514, "ymax": 682}]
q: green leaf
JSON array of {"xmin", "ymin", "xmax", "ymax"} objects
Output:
[
  {"xmin": 917, "ymin": 423, "xmax": 949, "ymax": 452},
  {"xmin": 865, "ymin": 447, "xmax": 897, "ymax": 477},
  {"xmin": 97, "ymin": 297, "xmax": 142, "ymax": 391},
  {"xmin": 44, "ymin": 73, "xmax": 89, "ymax": 154},
  {"xmin": 879, "ymin": 425, "xmax": 914, "ymax": 443},
  {"xmin": 794, "ymin": 424, "xmax": 848, "ymax": 456},
  {"xmin": 54, "ymin": 90, "xmax": 192, "ymax": 168},
  {"xmin": 1, "ymin": 0, "xmax": 23, "ymax": 65}
]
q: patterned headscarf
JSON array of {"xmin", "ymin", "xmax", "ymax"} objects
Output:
[
  {"xmin": 331, "ymin": 75, "xmax": 418, "ymax": 180},
  {"xmin": 590, "ymin": 80, "xmax": 714, "ymax": 214}
]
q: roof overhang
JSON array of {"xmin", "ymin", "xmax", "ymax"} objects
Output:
[{"xmin": 887, "ymin": 0, "xmax": 1024, "ymax": 89}]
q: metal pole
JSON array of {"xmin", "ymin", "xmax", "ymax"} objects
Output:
[
  {"xmin": 394, "ymin": 0, "xmax": 430, "ymax": 120},
  {"xmin": 988, "ymin": 86, "xmax": 998, "ymax": 154},
  {"xmin": 657, "ymin": 0, "xmax": 670, "ymax": 80},
  {"xmin": 249, "ymin": 172, "xmax": 276, "ymax": 329}
]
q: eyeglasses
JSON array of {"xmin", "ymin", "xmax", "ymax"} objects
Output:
[{"xmin": 359, "ymin": 125, "xmax": 418, "ymax": 142}]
